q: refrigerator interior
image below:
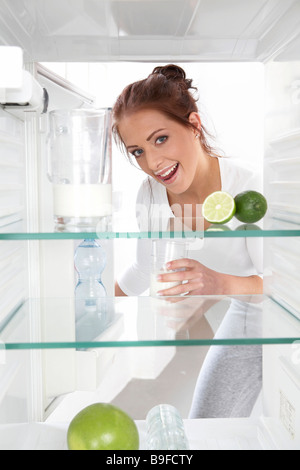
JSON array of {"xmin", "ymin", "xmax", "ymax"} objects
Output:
[{"xmin": 0, "ymin": 0, "xmax": 300, "ymax": 450}]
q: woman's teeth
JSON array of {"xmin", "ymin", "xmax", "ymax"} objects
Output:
[{"xmin": 160, "ymin": 163, "xmax": 178, "ymax": 178}]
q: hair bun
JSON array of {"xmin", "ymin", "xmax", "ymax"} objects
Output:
[{"xmin": 151, "ymin": 64, "xmax": 193, "ymax": 89}]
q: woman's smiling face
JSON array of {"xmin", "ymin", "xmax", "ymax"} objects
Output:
[{"xmin": 118, "ymin": 108, "xmax": 202, "ymax": 195}]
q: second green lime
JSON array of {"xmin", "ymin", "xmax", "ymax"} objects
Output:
[{"xmin": 234, "ymin": 190, "xmax": 267, "ymax": 223}]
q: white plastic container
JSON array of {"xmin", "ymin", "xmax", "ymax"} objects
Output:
[{"xmin": 47, "ymin": 108, "xmax": 112, "ymax": 231}]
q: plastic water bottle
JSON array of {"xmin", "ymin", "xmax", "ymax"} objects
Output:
[
  {"xmin": 74, "ymin": 239, "xmax": 106, "ymax": 323},
  {"xmin": 146, "ymin": 404, "xmax": 189, "ymax": 450}
]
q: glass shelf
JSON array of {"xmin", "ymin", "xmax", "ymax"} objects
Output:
[
  {"xmin": 0, "ymin": 217, "xmax": 300, "ymax": 240},
  {"xmin": 0, "ymin": 295, "xmax": 299, "ymax": 350}
]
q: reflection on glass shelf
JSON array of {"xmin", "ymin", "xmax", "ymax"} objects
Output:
[
  {"xmin": 0, "ymin": 216, "xmax": 300, "ymax": 240},
  {"xmin": 0, "ymin": 295, "xmax": 299, "ymax": 350}
]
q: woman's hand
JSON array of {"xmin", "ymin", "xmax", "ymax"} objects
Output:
[
  {"xmin": 157, "ymin": 258, "xmax": 224, "ymax": 296},
  {"xmin": 156, "ymin": 259, "xmax": 263, "ymax": 296}
]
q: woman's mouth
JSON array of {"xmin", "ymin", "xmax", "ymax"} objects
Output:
[{"xmin": 155, "ymin": 163, "xmax": 179, "ymax": 184}]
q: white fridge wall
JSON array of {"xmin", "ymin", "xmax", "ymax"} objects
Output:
[
  {"xmin": 264, "ymin": 59, "xmax": 300, "ymax": 315},
  {"xmin": 0, "ymin": 109, "xmax": 32, "ymax": 423},
  {"xmin": 262, "ymin": 51, "xmax": 300, "ymax": 447},
  {"xmin": 262, "ymin": 303, "xmax": 300, "ymax": 449}
]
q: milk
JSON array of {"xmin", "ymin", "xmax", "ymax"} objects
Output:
[
  {"xmin": 53, "ymin": 183, "xmax": 112, "ymax": 218},
  {"xmin": 150, "ymin": 270, "xmax": 181, "ymax": 297}
]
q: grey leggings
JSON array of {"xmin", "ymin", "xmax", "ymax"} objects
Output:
[{"xmin": 189, "ymin": 299, "xmax": 262, "ymax": 419}]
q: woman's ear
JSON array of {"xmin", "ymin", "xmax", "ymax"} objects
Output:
[{"xmin": 188, "ymin": 112, "xmax": 202, "ymax": 134}]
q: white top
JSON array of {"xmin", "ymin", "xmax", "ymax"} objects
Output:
[{"xmin": 118, "ymin": 157, "xmax": 263, "ymax": 296}]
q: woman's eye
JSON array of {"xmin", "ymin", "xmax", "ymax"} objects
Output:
[
  {"xmin": 132, "ymin": 148, "xmax": 144, "ymax": 158},
  {"xmin": 156, "ymin": 136, "xmax": 168, "ymax": 145}
]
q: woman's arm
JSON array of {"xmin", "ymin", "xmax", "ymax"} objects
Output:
[
  {"xmin": 218, "ymin": 272, "xmax": 262, "ymax": 295},
  {"xmin": 115, "ymin": 281, "xmax": 128, "ymax": 296}
]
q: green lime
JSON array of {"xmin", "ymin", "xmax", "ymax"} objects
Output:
[
  {"xmin": 234, "ymin": 190, "xmax": 267, "ymax": 223},
  {"xmin": 202, "ymin": 191, "xmax": 236, "ymax": 224},
  {"xmin": 67, "ymin": 403, "xmax": 139, "ymax": 451}
]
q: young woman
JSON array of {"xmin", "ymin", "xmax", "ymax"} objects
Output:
[
  {"xmin": 112, "ymin": 64, "xmax": 263, "ymax": 420},
  {"xmin": 112, "ymin": 64, "xmax": 263, "ymax": 298}
]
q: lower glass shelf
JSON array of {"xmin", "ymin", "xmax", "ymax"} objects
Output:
[
  {"xmin": 0, "ymin": 295, "xmax": 299, "ymax": 350},
  {"xmin": 0, "ymin": 417, "xmax": 267, "ymax": 450}
]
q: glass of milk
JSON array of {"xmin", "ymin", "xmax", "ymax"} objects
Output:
[
  {"xmin": 150, "ymin": 239, "xmax": 189, "ymax": 297},
  {"xmin": 47, "ymin": 108, "xmax": 112, "ymax": 231}
]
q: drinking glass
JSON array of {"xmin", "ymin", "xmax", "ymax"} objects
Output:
[{"xmin": 150, "ymin": 239, "xmax": 188, "ymax": 297}]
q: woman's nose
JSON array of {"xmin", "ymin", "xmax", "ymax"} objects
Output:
[{"xmin": 146, "ymin": 148, "xmax": 164, "ymax": 171}]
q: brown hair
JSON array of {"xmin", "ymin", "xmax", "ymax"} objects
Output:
[{"xmin": 112, "ymin": 64, "xmax": 217, "ymax": 159}]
